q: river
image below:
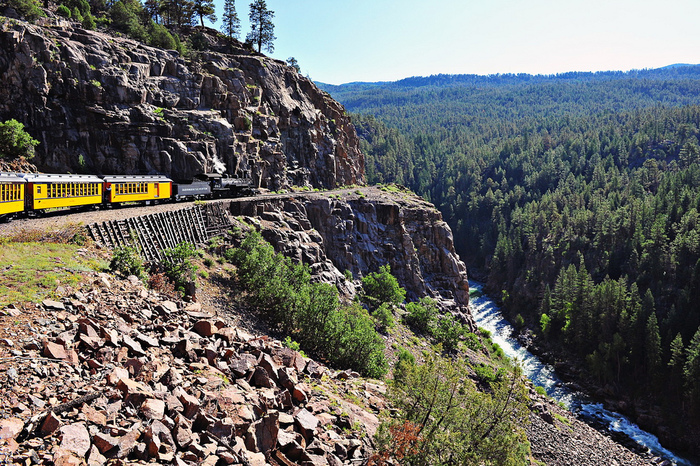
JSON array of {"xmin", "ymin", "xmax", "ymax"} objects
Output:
[{"xmin": 468, "ymin": 282, "xmax": 693, "ymax": 466}]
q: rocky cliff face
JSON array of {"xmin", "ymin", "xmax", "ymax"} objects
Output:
[
  {"xmin": 0, "ymin": 18, "xmax": 363, "ymax": 189},
  {"xmin": 228, "ymin": 187, "xmax": 473, "ymax": 328}
]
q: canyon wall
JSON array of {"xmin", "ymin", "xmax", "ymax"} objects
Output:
[{"xmin": 0, "ymin": 19, "xmax": 363, "ymax": 189}]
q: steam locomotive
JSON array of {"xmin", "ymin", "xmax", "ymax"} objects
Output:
[{"xmin": 0, "ymin": 172, "xmax": 257, "ymax": 221}]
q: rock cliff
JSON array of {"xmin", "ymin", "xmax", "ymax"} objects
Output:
[
  {"xmin": 0, "ymin": 18, "xmax": 363, "ymax": 189},
  {"xmin": 227, "ymin": 187, "xmax": 473, "ymax": 329}
]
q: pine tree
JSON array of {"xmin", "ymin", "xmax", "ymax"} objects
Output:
[
  {"xmin": 246, "ymin": 0, "xmax": 275, "ymax": 53},
  {"xmin": 684, "ymin": 327, "xmax": 700, "ymax": 410},
  {"xmin": 644, "ymin": 312, "xmax": 661, "ymax": 378},
  {"xmin": 668, "ymin": 332, "xmax": 685, "ymax": 400},
  {"xmin": 192, "ymin": 0, "xmax": 216, "ymax": 27},
  {"xmin": 221, "ymin": 0, "xmax": 240, "ymax": 39}
]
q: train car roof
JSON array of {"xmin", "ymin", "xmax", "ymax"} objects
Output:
[
  {"xmin": 101, "ymin": 175, "xmax": 173, "ymax": 183},
  {"xmin": 19, "ymin": 173, "xmax": 103, "ymax": 183},
  {"xmin": 0, "ymin": 172, "xmax": 27, "ymax": 183}
]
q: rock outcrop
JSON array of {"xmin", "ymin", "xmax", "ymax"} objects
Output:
[
  {"xmin": 227, "ymin": 187, "xmax": 473, "ymax": 328},
  {"xmin": 0, "ymin": 18, "xmax": 363, "ymax": 189}
]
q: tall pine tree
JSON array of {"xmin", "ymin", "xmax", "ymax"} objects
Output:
[
  {"xmin": 246, "ymin": 0, "xmax": 275, "ymax": 53},
  {"xmin": 221, "ymin": 0, "xmax": 240, "ymax": 39}
]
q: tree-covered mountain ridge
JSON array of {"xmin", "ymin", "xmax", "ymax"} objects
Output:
[{"xmin": 323, "ymin": 65, "xmax": 700, "ymax": 459}]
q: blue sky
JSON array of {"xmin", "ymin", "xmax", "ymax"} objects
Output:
[{"xmin": 210, "ymin": 0, "xmax": 700, "ymax": 85}]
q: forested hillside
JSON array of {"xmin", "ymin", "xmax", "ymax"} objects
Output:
[{"xmin": 321, "ymin": 66, "xmax": 700, "ymax": 454}]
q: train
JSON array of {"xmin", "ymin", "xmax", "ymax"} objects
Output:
[{"xmin": 0, "ymin": 171, "xmax": 257, "ymax": 221}]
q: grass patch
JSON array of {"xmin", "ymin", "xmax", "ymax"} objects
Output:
[{"xmin": 0, "ymin": 241, "xmax": 107, "ymax": 307}]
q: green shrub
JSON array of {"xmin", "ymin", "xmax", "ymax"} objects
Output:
[
  {"xmin": 404, "ymin": 297, "xmax": 439, "ymax": 333},
  {"xmin": 0, "ymin": 119, "xmax": 39, "ymax": 160},
  {"xmin": 8, "ymin": 0, "xmax": 44, "ymax": 20},
  {"xmin": 162, "ymin": 242, "xmax": 198, "ymax": 294},
  {"xmin": 393, "ymin": 346, "xmax": 416, "ymax": 384},
  {"xmin": 56, "ymin": 4, "xmax": 71, "ymax": 17},
  {"xmin": 372, "ymin": 302, "xmax": 394, "ymax": 331},
  {"xmin": 361, "ymin": 264, "xmax": 406, "ymax": 310},
  {"xmin": 82, "ymin": 13, "xmax": 96, "ymax": 29},
  {"xmin": 148, "ymin": 22, "xmax": 177, "ymax": 49},
  {"xmin": 432, "ymin": 313, "xmax": 465, "ymax": 353},
  {"xmin": 109, "ymin": 245, "xmax": 145, "ymax": 279},
  {"xmin": 381, "ymin": 354, "xmax": 530, "ymax": 465},
  {"xmin": 227, "ymin": 231, "xmax": 387, "ymax": 378},
  {"xmin": 514, "ymin": 313, "xmax": 525, "ymax": 328},
  {"xmin": 71, "ymin": 6, "xmax": 83, "ymax": 21},
  {"xmin": 463, "ymin": 332, "xmax": 482, "ymax": 352}
]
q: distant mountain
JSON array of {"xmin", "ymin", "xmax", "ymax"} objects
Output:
[{"xmin": 318, "ymin": 65, "xmax": 700, "ymax": 93}]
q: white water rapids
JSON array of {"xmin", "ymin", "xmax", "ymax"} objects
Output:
[{"xmin": 469, "ymin": 282, "xmax": 693, "ymax": 466}]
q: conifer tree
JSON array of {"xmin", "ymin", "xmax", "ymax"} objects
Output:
[
  {"xmin": 246, "ymin": 0, "xmax": 275, "ymax": 53},
  {"xmin": 221, "ymin": 0, "xmax": 240, "ymax": 39},
  {"xmin": 684, "ymin": 327, "xmax": 700, "ymax": 409},
  {"xmin": 192, "ymin": 0, "xmax": 216, "ymax": 27},
  {"xmin": 644, "ymin": 312, "xmax": 661, "ymax": 377}
]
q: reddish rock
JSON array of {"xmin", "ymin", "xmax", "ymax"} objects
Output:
[
  {"xmin": 217, "ymin": 327, "xmax": 238, "ymax": 343},
  {"xmin": 86, "ymin": 445, "xmax": 107, "ymax": 466},
  {"xmin": 43, "ymin": 341, "xmax": 68, "ymax": 360},
  {"xmin": 159, "ymin": 301, "xmax": 178, "ymax": 315},
  {"xmin": 294, "ymin": 408, "xmax": 319, "ymax": 441},
  {"xmin": 106, "ymin": 367, "xmax": 129, "ymax": 385},
  {"xmin": 40, "ymin": 411, "xmax": 61, "ymax": 435},
  {"xmin": 144, "ymin": 420, "xmax": 175, "ymax": 458},
  {"xmin": 53, "ymin": 449, "xmax": 84, "ymax": 466},
  {"xmin": 59, "ymin": 423, "xmax": 91, "ymax": 457},
  {"xmin": 259, "ymin": 353, "xmax": 280, "ymax": 381},
  {"xmin": 122, "ymin": 334, "xmax": 146, "ymax": 356},
  {"xmin": 140, "ymin": 398, "xmax": 165, "ymax": 420},
  {"xmin": 93, "ymin": 432, "xmax": 119, "ymax": 454},
  {"xmin": 177, "ymin": 390, "xmax": 201, "ymax": 419},
  {"xmin": 0, "ymin": 417, "xmax": 24, "ymax": 440},
  {"xmin": 292, "ymin": 387, "xmax": 308, "ymax": 404},
  {"xmin": 173, "ymin": 415, "xmax": 194, "ymax": 448},
  {"xmin": 115, "ymin": 427, "xmax": 141, "ymax": 458},
  {"xmin": 43, "ymin": 299, "xmax": 66, "ymax": 310},
  {"xmin": 252, "ymin": 366, "xmax": 275, "ymax": 388},
  {"xmin": 116, "ymin": 377, "xmax": 152, "ymax": 406},
  {"xmin": 278, "ymin": 367, "xmax": 297, "ymax": 391},
  {"xmin": 246, "ymin": 412, "xmax": 279, "ymax": 453},
  {"xmin": 193, "ymin": 320, "xmax": 217, "ymax": 337}
]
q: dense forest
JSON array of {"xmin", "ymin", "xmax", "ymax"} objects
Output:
[{"xmin": 321, "ymin": 67, "xmax": 700, "ymax": 452}]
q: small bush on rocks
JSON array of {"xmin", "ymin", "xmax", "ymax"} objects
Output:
[
  {"xmin": 109, "ymin": 245, "xmax": 145, "ymax": 280},
  {"xmin": 360, "ymin": 264, "xmax": 406, "ymax": 311}
]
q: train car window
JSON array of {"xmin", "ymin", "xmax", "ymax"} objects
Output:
[{"xmin": 1, "ymin": 185, "xmax": 5, "ymax": 201}]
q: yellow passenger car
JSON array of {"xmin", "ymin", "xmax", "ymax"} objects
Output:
[
  {"xmin": 21, "ymin": 173, "xmax": 103, "ymax": 211},
  {"xmin": 102, "ymin": 175, "xmax": 172, "ymax": 204},
  {"xmin": 0, "ymin": 173, "xmax": 26, "ymax": 218}
]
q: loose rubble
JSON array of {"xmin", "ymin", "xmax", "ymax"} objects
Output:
[{"xmin": 0, "ymin": 272, "xmax": 382, "ymax": 465}]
